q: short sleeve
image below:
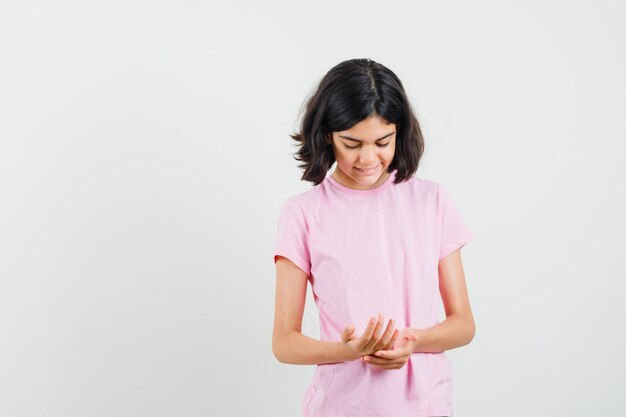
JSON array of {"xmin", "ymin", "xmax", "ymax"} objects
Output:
[
  {"xmin": 273, "ymin": 197, "xmax": 311, "ymax": 276},
  {"xmin": 437, "ymin": 183, "xmax": 475, "ymax": 260}
]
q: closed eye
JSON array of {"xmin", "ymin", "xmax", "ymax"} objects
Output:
[{"xmin": 345, "ymin": 143, "xmax": 390, "ymax": 149}]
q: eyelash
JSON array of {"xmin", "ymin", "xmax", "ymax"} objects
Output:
[{"xmin": 345, "ymin": 143, "xmax": 390, "ymax": 149}]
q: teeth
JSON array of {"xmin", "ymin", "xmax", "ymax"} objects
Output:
[{"xmin": 357, "ymin": 165, "xmax": 378, "ymax": 172}]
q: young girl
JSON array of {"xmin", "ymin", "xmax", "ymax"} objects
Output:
[{"xmin": 272, "ymin": 58, "xmax": 475, "ymax": 417}]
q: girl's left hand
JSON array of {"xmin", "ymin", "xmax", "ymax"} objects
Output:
[{"xmin": 362, "ymin": 328, "xmax": 420, "ymax": 370}]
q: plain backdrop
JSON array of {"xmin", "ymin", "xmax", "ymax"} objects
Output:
[{"xmin": 1, "ymin": 1, "xmax": 625, "ymax": 416}]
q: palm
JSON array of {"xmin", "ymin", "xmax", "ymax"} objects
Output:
[{"xmin": 388, "ymin": 328, "xmax": 417, "ymax": 352}]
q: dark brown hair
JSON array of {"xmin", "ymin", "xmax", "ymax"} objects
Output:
[{"xmin": 290, "ymin": 58, "xmax": 425, "ymax": 186}]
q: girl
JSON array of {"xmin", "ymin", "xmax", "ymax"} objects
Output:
[{"xmin": 272, "ymin": 58, "xmax": 475, "ymax": 417}]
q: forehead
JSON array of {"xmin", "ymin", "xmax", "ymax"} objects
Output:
[{"xmin": 336, "ymin": 115, "xmax": 396, "ymax": 142}]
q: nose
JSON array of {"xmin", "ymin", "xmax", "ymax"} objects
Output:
[{"xmin": 359, "ymin": 145, "xmax": 379, "ymax": 165}]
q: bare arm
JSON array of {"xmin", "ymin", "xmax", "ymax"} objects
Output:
[
  {"xmin": 411, "ymin": 248, "xmax": 476, "ymax": 353},
  {"xmin": 272, "ymin": 256, "xmax": 357, "ymax": 365}
]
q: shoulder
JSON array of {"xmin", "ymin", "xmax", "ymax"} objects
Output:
[
  {"xmin": 280, "ymin": 186, "xmax": 317, "ymax": 208},
  {"xmin": 277, "ymin": 183, "xmax": 323, "ymax": 220},
  {"xmin": 280, "ymin": 177, "xmax": 330, "ymax": 209},
  {"xmin": 396, "ymin": 174, "xmax": 442, "ymax": 198}
]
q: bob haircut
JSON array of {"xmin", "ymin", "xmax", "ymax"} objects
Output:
[{"xmin": 290, "ymin": 58, "xmax": 425, "ymax": 186}]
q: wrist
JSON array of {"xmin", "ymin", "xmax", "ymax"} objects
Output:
[
  {"xmin": 410, "ymin": 328, "xmax": 423, "ymax": 353},
  {"xmin": 336, "ymin": 341, "xmax": 360, "ymax": 362}
]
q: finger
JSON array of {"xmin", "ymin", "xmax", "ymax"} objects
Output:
[
  {"xmin": 363, "ymin": 355, "xmax": 401, "ymax": 368},
  {"xmin": 363, "ymin": 313, "xmax": 385, "ymax": 350},
  {"xmin": 364, "ymin": 359, "xmax": 392, "ymax": 369},
  {"xmin": 358, "ymin": 316, "xmax": 378, "ymax": 347},
  {"xmin": 341, "ymin": 324, "xmax": 354, "ymax": 342},
  {"xmin": 382, "ymin": 329, "xmax": 399, "ymax": 350},
  {"xmin": 363, "ymin": 355, "xmax": 390, "ymax": 364},
  {"xmin": 371, "ymin": 312, "xmax": 385, "ymax": 342},
  {"xmin": 375, "ymin": 319, "xmax": 396, "ymax": 350},
  {"xmin": 374, "ymin": 346, "xmax": 409, "ymax": 359},
  {"xmin": 341, "ymin": 324, "xmax": 356, "ymax": 342},
  {"xmin": 369, "ymin": 319, "xmax": 395, "ymax": 353},
  {"xmin": 373, "ymin": 349, "xmax": 393, "ymax": 359}
]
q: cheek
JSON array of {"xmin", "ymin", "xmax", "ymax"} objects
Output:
[
  {"xmin": 338, "ymin": 151, "xmax": 356, "ymax": 162},
  {"xmin": 380, "ymin": 149, "xmax": 394, "ymax": 160},
  {"xmin": 336, "ymin": 147, "xmax": 394, "ymax": 164}
]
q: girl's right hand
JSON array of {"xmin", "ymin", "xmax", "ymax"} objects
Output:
[{"xmin": 340, "ymin": 312, "xmax": 398, "ymax": 361}]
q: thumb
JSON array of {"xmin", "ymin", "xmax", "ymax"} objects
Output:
[
  {"xmin": 406, "ymin": 331, "xmax": 419, "ymax": 341},
  {"xmin": 341, "ymin": 324, "xmax": 355, "ymax": 342}
]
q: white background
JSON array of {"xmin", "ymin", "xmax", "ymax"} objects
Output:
[{"xmin": 1, "ymin": 1, "xmax": 625, "ymax": 416}]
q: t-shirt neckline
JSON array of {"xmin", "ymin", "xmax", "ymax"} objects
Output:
[{"xmin": 326, "ymin": 169, "xmax": 397, "ymax": 195}]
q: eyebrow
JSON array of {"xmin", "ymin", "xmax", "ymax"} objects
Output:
[{"xmin": 337, "ymin": 131, "xmax": 395, "ymax": 143}]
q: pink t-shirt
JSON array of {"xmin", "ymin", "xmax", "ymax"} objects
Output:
[{"xmin": 273, "ymin": 169, "xmax": 474, "ymax": 417}]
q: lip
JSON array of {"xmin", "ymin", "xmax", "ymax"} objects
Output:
[{"xmin": 355, "ymin": 163, "xmax": 381, "ymax": 175}]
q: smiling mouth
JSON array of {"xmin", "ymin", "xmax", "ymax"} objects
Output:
[{"xmin": 355, "ymin": 164, "xmax": 380, "ymax": 172}]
